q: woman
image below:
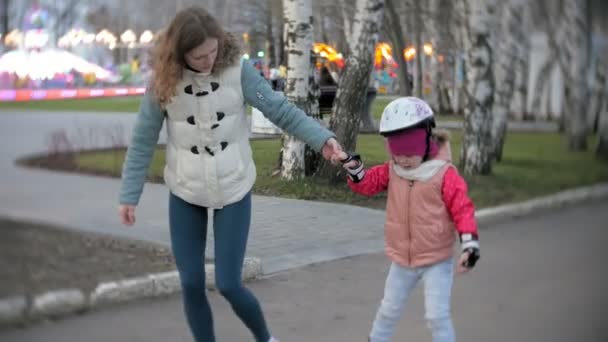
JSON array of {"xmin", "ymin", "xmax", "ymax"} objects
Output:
[{"xmin": 118, "ymin": 7, "xmax": 342, "ymax": 342}]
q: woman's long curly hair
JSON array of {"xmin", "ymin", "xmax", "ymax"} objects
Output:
[{"xmin": 150, "ymin": 6, "xmax": 241, "ymax": 107}]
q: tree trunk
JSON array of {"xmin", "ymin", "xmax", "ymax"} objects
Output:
[
  {"xmin": 589, "ymin": 60, "xmax": 606, "ymax": 133},
  {"xmin": 279, "ymin": 0, "xmax": 314, "ymax": 180},
  {"xmin": 563, "ymin": 0, "xmax": 590, "ymax": 151},
  {"xmin": 1, "ymin": 0, "xmax": 9, "ymax": 39},
  {"xmin": 531, "ymin": 56, "xmax": 557, "ymax": 117},
  {"xmin": 452, "ymin": 0, "xmax": 467, "ymax": 116},
  {"xmin": 597, "ymin": 90, "xmax": 608, "ymax": 160},
  {"xmin": 338, "ymin": 0, "xmax": 354, "ymax": 52},
  {"xmin": 460, "ymin": 0, "xmax": 496, "ymax": 175},
  {"xmin": 318, "ymin": 0, "xmax": 386, "ymax": 182},
  {"xmin": 267, "ymin": 1, "xmax": 277, "ymax": 67},
  {"xmin": 414, "ymin": 0, "xmax": 424, "ymax": 98},
  {"xmin": 514, "ymin": 16, "xmax": 531, "ymax": 121},
  {"xmin": 492, "ymin": 0, "xmax": 525, "ymax": 162},
  {"xmin": 305, "ymin": 50, "xmax": 322, "ymax": 175},
  {"xmin": 428, "ymin": 0, "xmax": 441, "ymax": 112},
  {"xmin": 385, "ymin": 0, "xmax": 412, "ymax": 96}
]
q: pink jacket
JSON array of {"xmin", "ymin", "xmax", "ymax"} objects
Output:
[{"xmin": 348, "ymin": 137, "xmax": 478, "ymax": 267}]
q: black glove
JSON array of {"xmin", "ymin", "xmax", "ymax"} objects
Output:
[
  {"xmin": 459, "ymin": 233, "xmax": 480, "ymax": 269},
  {"xmin": 340, "ymin": 152, "xmax": 365, "ymax": 183}
]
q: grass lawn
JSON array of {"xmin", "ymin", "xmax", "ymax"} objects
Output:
[
  {"xmin": 0, "ymin": 96, "xmax": 143, "ymax": 113},
  {"xmin": 76, "ymin": 131, "xmax": 608, "ymax": 210},
  {"xmin": 1, "ymin": 95, "xmax": 462, "ymax": 123}
]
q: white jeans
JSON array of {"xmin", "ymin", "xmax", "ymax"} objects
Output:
[{"xmin": 369, "ymin": 258, "xmax": 455, "ymax": 342}]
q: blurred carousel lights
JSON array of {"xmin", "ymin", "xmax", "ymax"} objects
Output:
[
  {"xmin": 120, "ymin": 29, "xmax": 137, "ymax": 48},
  {"xmin": 24, "ymin": 29, "xmax": 50, "ymax": 49},
  {"xmin": 58, "ymin": 28, "xmax": 90, "ymax": 48},
  {"xmin": 4, "ymin": 29, "xmax": 22, "ymax": 47},
  {"xmin": 139, "ymin": 30, "xmax": 154, "ymax": 45},
  {"xmin": 96, "ymin": 29, "xmax": 117, "ymax": 49}
]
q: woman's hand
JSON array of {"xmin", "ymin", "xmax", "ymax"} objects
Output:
[
  {"xmin": 321, "ymin": 138, "xmax": 344, "ymax": 163},
  {"xmin": 118, "ymin": 205, "xmax": 137, "ymax": 226}
]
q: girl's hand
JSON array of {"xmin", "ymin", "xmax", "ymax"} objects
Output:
[
  {"xmin": 118, "ymin": 205, "xmax": 137, "ymax": 226},
  {"xmin": 456, "ymin": 252, "xmax": 471, "ymax": 274},
  {"xmin": 340, "ymin": 152, "xmax": 365, "ymax": 183}
]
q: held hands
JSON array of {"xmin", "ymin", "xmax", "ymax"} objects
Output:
[
  {"xmin": 322, "ymin": 138, "xmax": 345, "ymax": 164},
  {"xmin": 118, "ymin": 205, "xmax": 136, "ymax": 226},
  {"xmin": 338, "ymin": 151, "xmax": 365, "ymax": 183}
]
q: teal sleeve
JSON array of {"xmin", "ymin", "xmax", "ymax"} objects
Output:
[
  {"xmin": 119, "ymin": 91, "xmax": 165, "ymax": 205},
  {"xmin": 241, "ymin": 60, "xmax": 335, "ymax": 151}
]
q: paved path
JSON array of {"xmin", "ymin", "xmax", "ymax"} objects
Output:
[
  {"xmin": 1, "ymin": 200, "xmax": 606, "ymax": 341},
  {"xmin": 0, "ymin": 110, "xmax": 385, "ymax": 274}
]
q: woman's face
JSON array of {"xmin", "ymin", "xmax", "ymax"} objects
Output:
[{"xmin": 184, "ymin": 38, "xmax": 219, "ymax": 74}]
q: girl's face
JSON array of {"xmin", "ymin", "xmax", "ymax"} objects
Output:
[
  {"xmin": 185, "ymin": 38, "xmax": 219, "ymax": 74},
  {"xmin": 392, "ymin": 154, "xmax": 423, "ymax": 169}
]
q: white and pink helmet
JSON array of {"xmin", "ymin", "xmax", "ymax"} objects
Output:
[{"xmin": 379, "ymin": 97, "xmax": 435, "ymax": 136}]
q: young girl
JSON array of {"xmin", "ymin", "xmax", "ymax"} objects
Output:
[{"xmin": 340, "ymin": 97, "xmax": 480, "ymax": 342}]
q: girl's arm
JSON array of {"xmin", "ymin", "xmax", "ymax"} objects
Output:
[
  {"xmin": 441, "ymin": 167, "xmax": 478, "ymax": 237},
  {"xmin": 442, "ymin": 167, "xmax": 480, "ymax": 270},
  {"xmin": 346, "ymin": 161, "xmax": 390, "ymax": 197}
]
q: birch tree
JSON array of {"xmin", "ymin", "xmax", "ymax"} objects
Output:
[
  {"xmin": 1, "ymin": 0, "xmax": 8, "ymax": 39},
  {"xmin": 597, "ymin": 99, "xmax": 608, "ymax": 160},
  {"xmin": 589, "ymin": 60, "xmax": 606, "ymax": 133},
  {"xmin": 318, "ymin": 0, "xmax": 385, "ymax": 182},
  {"xmin": 562, "ymin": 0, "xmax": 590, "ymax": 150},
  {"xmin": 460, "ymin": 0, "xmax": 496, "ymax": 175},
  {"xmin": 596, "ymin": 61, "xmax": 608, "ymax": 159},
  {"xmin": 491, "ymin": 0, "xmax": 525, "ymax": 162},
  {"xmin": 279, "ymin": 0, "xmax": 314, "ymax": 180},
  {"xmin": 428, "ymin": 0, "xmax": 441, "ymax": 112},
  {"xmin": 384, "ymin": 0, "xmax": 412, "ymax": 96}
]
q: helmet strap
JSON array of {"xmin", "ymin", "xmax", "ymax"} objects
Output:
[{"xmin": 423, "ymin": 123, "xmax": 432, "ymax": 161}]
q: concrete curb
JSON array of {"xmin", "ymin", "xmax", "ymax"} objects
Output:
[
  {"xmin": 0, "ymin": 257, "xmax": 262, "ymax": 327},
  {"xmin": 475, "ymin": 183, "xmax": 608, "ymax": 225}
]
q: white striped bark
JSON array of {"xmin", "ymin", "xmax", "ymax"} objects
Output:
[
  {"xmin": 428, "ymin": 0, "xmax": 441, "ymax": 112},
  {"xmin": 598, "ymin": 101, "xmax": 608, "ymax": 159},
  {"xmin": 563, "ymin": 0, "xmax": 590, "ymax": 150},
  {"xmin": 453, "ymin": 0, "xmax": 467, "ymax": 115},
  {"xmin": 320, "ymin": 0, "xmax": 385, "ymax": 182},
  {"xmin": 461, "ymin": 0, "xmax": 496, "ymax": 175},
  {"xmin": 280, "ymin": 0, "xmax": 313, "ymax": 180},
  {"xmin": 338, "ymin": 0, "xmax": 355, "ymax": 52},
  {"xmin": 589, "ymin": 60, "xmax": 606, "ymax": 133},
  {"xmin": 491, "ymin": 0, "xmax": 525, "ymax": 162},
  {"xmin": 596, "ymin": 61, "xmax": 608, "ymax": 159}
]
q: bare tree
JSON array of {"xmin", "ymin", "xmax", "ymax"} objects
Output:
[
  {"xmin": 338, "ymin": 0, "xmax": 354, "ymax": 53},
  {"xmin": 1, "ymin": 0, "xmax": 8, "ymax": 39},
  {"xmin": 589, "ymin": 58, "xmax": 606, "ymax": 133},
  {"xmin": 597, "ymin": 81, "xmax": 608, "ymax": 159},
  {"xmin": 384, "ymin": 0, "xmax": 412, "ymax": 96},
  {"xmin": 318, "ymin": 0, "xmax": 385, "ymax": 182},
  {"xmin": 530, "ymin": 57, "xmax": 558, "ymax": 118},
  {"xmin": 279, "ymin": 0, "xmax": 314, "ymax": 180},
  {"xmin": 491, "ymin": 0, "xmax": 526, "ymax": 162},
  {"xmin": 427, "ymin": 0, "xmax": 443, "ymax": 112},
  {"xmin": 460, "ymin": 0, "xmax": 497, "ymax": 175},
  {"xmin": 562, "ymin": 0, "xmax": 590, "ymax": 150},
  {"xmin": 413, "ymin": 0, "xmax": 424, "ymax": 98}
]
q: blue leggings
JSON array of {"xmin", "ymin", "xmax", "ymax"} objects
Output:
[{"xmin": 169, "ymin": 192, "xmax": 270, "ymax": 342}]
